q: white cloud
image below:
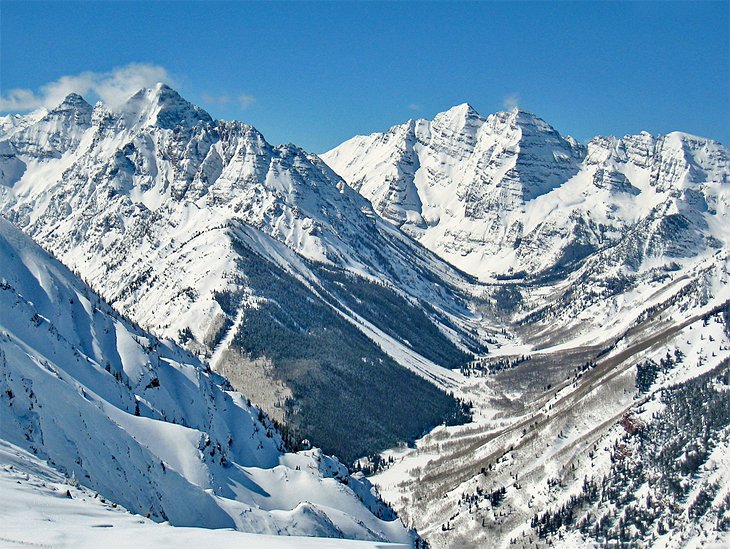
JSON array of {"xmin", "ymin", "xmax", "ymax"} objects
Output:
[
  {"xmin": 237, "ymin": 94, "xmax": 256, "ymax": 109},
  {"xmin": 503, "ymin": 92, "xmax": 520, "ymax": 111},
  {"xmin": 407, "ymin": 103, "xmax": 421, "ymax": 111},
  {"xmin": 0, "ymin": 63, "xmax": 175, "ymax": 112}
]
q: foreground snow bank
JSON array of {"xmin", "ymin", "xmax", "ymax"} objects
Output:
[{"xmin": 0, "ymin": 441, "xmax": 407, "ymax": 549}]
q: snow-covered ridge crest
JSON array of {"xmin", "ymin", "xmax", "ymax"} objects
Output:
[
  {"xmin": 0, "ymin": 83, "xmax": 467, "ymax": 284},
  {"xmin": 0, "ymin": 84, "xmax": 470, "ymax": 327}
]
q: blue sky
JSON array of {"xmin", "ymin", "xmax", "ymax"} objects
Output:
[{"xmin": 1, "ymin": 1, "xmax": 728, "ymax": 152}]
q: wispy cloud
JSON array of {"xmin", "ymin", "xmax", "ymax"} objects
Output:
[
  {"xmin": 503, "ymin": 92, "xmax": 520, "ymax": 111},
  {"xmin": 407, "ymin": 103, "xmax": 421, "ymax": 111},
  {"xmin": 0, "ymin": 63, "xmax": 174, "ymax": 112},
  {"xmin": 201, "ymin": 92, "xmax": 255, "ymax": 110},
  {"xmin": 237, "ymin": 94, "xmax": 256, "ymax": 109},
  {"xmin": 201, "ymin": 93, "xmax": 231, "ymax": 106}
]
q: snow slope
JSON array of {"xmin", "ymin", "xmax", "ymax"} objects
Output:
[
  {"xmin": 2, "ymin": 86, "xmax": 730, "ymax": 548},
  {"xmin": 369, "ymin": 259, "xmax": 730, "ymax": 548},
  {"xmin": 0, "ymin": 441, "xmax": 408, "ymax": 548},
  {"xmin": 0, "ymin": 217, "xmax": 414, "ymax": 544}
]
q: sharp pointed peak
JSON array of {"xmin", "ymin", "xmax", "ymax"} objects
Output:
[
  {"xmin": 454, "ymin": 101, "xmax": 477, "ymax": 111},
  {"xmin": 440, "ymin": 102, "xmax": 482, "ymax": 119},
  {"xmin": 61, "ymin": 92, "xmax": 88, "ymax": 104},
  {"xmin": 121, "ymin": 83, "xmax": 212, "ymax": 130},
  {"xmin": 51, "ymin": 93, "xmax": 92, "ymax": 113},
  {"xmin": 431, "ymin": 103, "xmax": 485, "ymax": 133},
  {"xmin": 152, "ymin": 82, "xmax": 186, "ymax": 101},
  {"xmin": 127, "ymin": 82, "xmax": 178, "ymax": 101}
]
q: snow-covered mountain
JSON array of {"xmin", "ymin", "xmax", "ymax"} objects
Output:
[
  {"xmin": 373, "ymin": 279, "xmax": 730, "ymax": 548},
  {"xmin": 0, "ymin": 217, "xmax": 414, "ymax": 544},
  {"xmin": 2, "ymin": 86, "xmax": 730, "ymax": 548},
  {"xmin": 0, "ymin": 85, "xmax": 479, "ymax": 465},
  {"xmin": 322, "ymin": 106, "xmax": 729, "ymax": 279}
]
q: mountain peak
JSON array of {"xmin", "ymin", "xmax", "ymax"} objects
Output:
[
  {"xmin": 151, "ymin": 82, "xmax": 189, "ymax": 104},
  {"xmin": 49, "ymin": 93, "xmax": 93, "ymax": 116},
  {"xmin": 453, "ymin": 101, "xmax": 478, "ymax": 114},
  {"xmin": 430, "ymin": 103, "xmax": 486, "ymax": 146},
  {"xmin": 120, "ymin": 83, "xmax": 212, "ymax": 130},
  {"xmin": 60, "ymin": 92, "xmax": 91, "ymax": 107},
  {"xmin": 154, "ymin": 82, "xmax": 174, "ymax": 93},
  {"xmin": 437, "ymin": 102, "xmax": 483, "ymax": 123}
]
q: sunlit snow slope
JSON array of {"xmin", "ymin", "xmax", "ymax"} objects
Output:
[{"xmin": 0, "ymin": 441, "xmax": 410, "ymax": 548}]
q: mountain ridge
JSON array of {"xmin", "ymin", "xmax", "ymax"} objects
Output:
[
  {"xmin": 0, "ymin": 85, "xmax": 480, "ymax": 466},
  {"xmin": 0, "ymin": 216, "xmax": 414, "ymax": 543},
  {"xmin": 321, "ymin": 103, "xmax": 728, "ymax": 280}
]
